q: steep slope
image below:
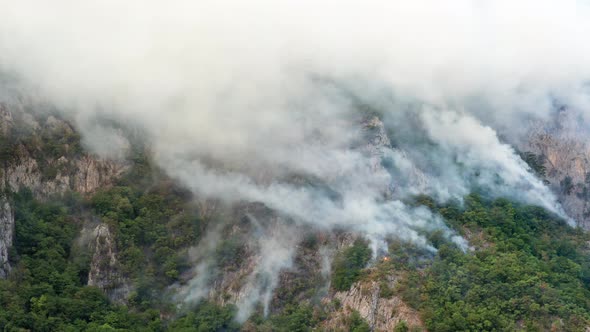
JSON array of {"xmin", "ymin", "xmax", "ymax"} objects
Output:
[
  {"xmin": 1, "ymin": 101, "xmax": 589, "ymax": 331},
  {"xmin": 322, "ymin": 279, "xmax": 423, "ymax": 331},
  {"xmin": 170, "ymin": 114, "xmax": 424, "ymax": 330},
  {"xmin": 0, "ymin": 194, "xmax": 13, "ymax": 278},
  {"xmin": 0, "ymin": 104, "xmax": 128, "ymax": 199},
  {"xmin": 87, "ymin": 223, "xmax": 132, "ymax": 304},
  {"xmin": 0, "ymin": 104, "xmax": 129, "ymax": 296},
  {"xmin": 520, "ymin": 108, "xmax": 590, "ymax": 229}
]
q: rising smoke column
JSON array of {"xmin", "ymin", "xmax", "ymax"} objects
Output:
[{"xmin": 0, "ymin": 0, "xmax": 588, "ymax": 320}]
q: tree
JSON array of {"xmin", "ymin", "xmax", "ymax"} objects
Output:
[{"xmin": 332, "ymin": 240, "xmax": 371, "ymax": 291}]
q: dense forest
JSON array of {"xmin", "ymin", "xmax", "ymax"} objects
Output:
[
  {"xmin": 0, "ymin": 115, "xmax": 588, "ymax": 330},
  {"xmin": 1, "ymin": 151, "xmax": 589, "ymax": 331},
  {"xmin": 5, "ymin": 1, "xmax": 590, "ymax": 331}
]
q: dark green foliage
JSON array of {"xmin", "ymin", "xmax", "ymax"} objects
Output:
[
  {"xmin": 168, "ymin": 302, "xmax": 240, "ymax": 332},
  {"xmin": 519, "ymin": 151, "xmax": 546, "ymax": 178},
  {"xmin": 379, "ymin": 281, "xmax": 394, "ymax": 299},
  {"xmin": 561, "ymin": 176, "xmax": 575, "ymax": 195},
  {"xmin": 215, "ymin": 237, "xmax": 246, "ymax": 271},
  {"xmin": 388, "ymin": 241, "xmax": 433, "ymax": 270},
  {"xmin": 13, "ymin": 189, "xmax": 76, "ymax": 259},
  {"xmin": 347, "ymin": 310, "xmax": 370, "ymax": 332},
  {"xmin": 269, "ymin": 304, "xmax": 316, "ymax": 332},
  {"xmin": 6, "ymin": 127, "xmax": 590, "ymax": 332},
  {"xmin": 90, "ymin": 182, "xmax": 200, "ymax": 285},
  {"xmin": 413, "ymin": 194, "xmax": 590, "ymax": 331},
  {"xmin": 394, "ymin": 320, "xmax": 409, "ymax": 332},
  {"xmin": 0, "ymin": 190, "xmax": 162, "ymax": 331},
  {"xmin": 6, "ymin": 183, "xmax": 590, "ymax": 332},
  {"xmin": 0, "ymin": 135, "xmax": 18, "ymax": 164},
  {"xmin": 331, "ymin": 239, "xmax": 372, "ymax": 291}
]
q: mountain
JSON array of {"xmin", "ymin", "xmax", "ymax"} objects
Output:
[
  {"xmin": 0, "ymin": 103, "xmax": 589, "ymax": 331},
  {"xmin": 4, "ymin": 2, "xmax": 590, "ymax": 331},
  {"xmin": 520, "ymin": 108, "xmax": 590, "ymax": 229}
]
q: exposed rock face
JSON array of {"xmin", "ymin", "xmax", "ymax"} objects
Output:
[
  {"xmin": 0, "ymin": 195, "xmax": 14, "ymax": 278},
  {"xmin": 74, "ymin": 156, "xmax": 126, "ymax": 193},
  {"xmin": 203, "ymin": 204, "xmax": 296, "ymax": 308},
  {"xmin": 361, "ymin": 116, "xmax": 395, "ymax": 199},
  {"xmin": 179, "ymin": 116, "xmax": 423, "ymax": 326},
  {"xmin": 362, "ymin": 116, "xmax": 392, "ymax": 166},
  {"xmin": 0, "ymin": 104, "xmax": 129, "ymax": 281},
  {"xmin": 521, "ymin": 109, "xmax": 590, "ymax": 228},
  {"xmin": 3, "ymin": 152, "xmax": 127, "ymax": 198},
  {"xmin": 322, "ymin": 279, "xmax": 423, "ymax": 331},
  {"xmin": 2, "ymin": 138, "xmax": 127, "ymax": 200},
  {"xmin": 193, "ymin": 204, "xmax": 421, "ymax": 329},
  {"xmin": 0, "ymin": 105, "xmax": 128, "ymax": 198},
  {"xmin": 87, "ymin": 224, "xmax": 131, "ymax": 303}
]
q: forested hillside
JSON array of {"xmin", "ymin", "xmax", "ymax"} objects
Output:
[
  {"xmin": 0, "ymin": 104, "xmax": 589, "ymax": 331},
  {"xmin": 1, "ymin": 150, "xmax": 589, "ymax": 331},
  {"xmin": 6, "ymin": 1, "xmax": 590, "ymax": 331}
]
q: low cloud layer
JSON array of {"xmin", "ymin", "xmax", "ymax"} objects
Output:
[{"xmin": 0, "ymin": 0, "xmax": 587, "ymax": 319}]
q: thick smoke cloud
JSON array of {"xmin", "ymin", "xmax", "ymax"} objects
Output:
[{"xmin": 0, "ymin": 0, "xmax": 588, "ymax": 319}]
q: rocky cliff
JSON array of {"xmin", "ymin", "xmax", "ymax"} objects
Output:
[
  {"xmin": 4, "ymin": 151, "xmax": 126, "ymax": 198},
  {"xmin": 520, "ymin": 108, "xmax": 590, "ymax": 229},
  {"xmin": 0, "ymin": 103, "xmax": 128, "ymax": 283},
  {"xmin": 322, "ymin": 278, "xmax": 422, "ymax": 331},
  {"xmin": 87, "ymin": 223, "xmax": 132, "ymax": 304},
  {"xmin": 2, "ymin": 98, "xmax": 589, "ymax": 329},
  {"xmin": 0, "ymin": 195, "xmax": 13, "ymax": 278},
  {"xmin": 172, "ymin": 115, "xmax": 426, "ymax": 327},
  {"xmin": 195, "ymin": 207, "xmax": 423, "ymax": 329},
  {"xmin": 1, "ymin": 104, "xmax": 128, "ymax": 199}
]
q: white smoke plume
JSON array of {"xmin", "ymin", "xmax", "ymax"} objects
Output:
[
  {"xmin": 233, "ymin": 218, "xmax": 300, "ymax": 321},
  {"xmin": 0, "ymin": 0, "xmax": 587, "ymax": 319}
]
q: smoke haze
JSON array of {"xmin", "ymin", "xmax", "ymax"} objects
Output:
[{"xmin": 1, "ymin": 0, "xmax": 588, "ymax": 319}]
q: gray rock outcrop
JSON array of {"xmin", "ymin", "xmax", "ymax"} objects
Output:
[
  {"xmin": 520, "ymin": 108, "xmax": 590, "ymax": 228},
  {"xmin": 87, "ymin": 223, "xmax": 132, "ymax": 303},
  {"xmin": 0, "ymin": 195, "xmax": 14, "ymax": 278}
]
